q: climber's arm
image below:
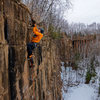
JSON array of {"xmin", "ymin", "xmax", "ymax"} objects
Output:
[{"xmin": 33, "ymin": 25, "xmax": 43, "ymax": 36}]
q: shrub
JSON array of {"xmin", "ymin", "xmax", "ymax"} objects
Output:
[
  {"xmin": 74, "ymin": 53, "xmax": 80, "ymax": 61},
  {"xmin": 90, "ymin": 56, "xmax": 95, "ymax": 72},
  {"xmin": 48, "ymin": 25, "xmax": 62, "ymax": 39},
  {"xmin": 72, "ymin": 53, "xmax": 80, "ymax": 70},
  {"xmin": 85, "ymin": 70, "xmax": 96, "ymax": 84},
  {"xmin": 72, "ymin": 62, "xmax": 79, "ymax": 70},
  {"xmin": 85, "ymin": 70, "xmax": 92, "ymax": 84},
  {"xmin": 50, "ymin": 32, "xmax": 62, "ymax": 39}
]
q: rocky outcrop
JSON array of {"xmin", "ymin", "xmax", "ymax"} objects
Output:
[
  {"xmin": 60, "ymin": 33, "xmax": 97, "ymax": 67},
  {"xmin": 0, "ymin": 0, "xmax": 62, "ymax": 100}
]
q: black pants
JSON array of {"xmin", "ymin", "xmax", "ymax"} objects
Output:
[{"xmin": 27, "ymin": 42, "xmax": 37, "ymax": 57}]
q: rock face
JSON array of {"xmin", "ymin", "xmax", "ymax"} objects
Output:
[
  {"xmin": 60, "ymin": 33, "xmax": 97, "ymax": 67},
  {"xmin": 0, "ymin": 0, "xmax": 62, "ymax": 100}
]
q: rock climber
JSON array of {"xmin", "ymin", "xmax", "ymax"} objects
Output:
[{"xmin": 27, "ymin": 19, "xmax": 44, "ymax": 67}]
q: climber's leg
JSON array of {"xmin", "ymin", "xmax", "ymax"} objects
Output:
[
  {"xmin": 27, "ymin": 43, "xmax": 32, "ymax": 58},
  {"xmin": 27, "ymin": 42, "xmax": 36, "ymax": 58},
  {"xmin": 30, "ymin": 57, "xmax": 33, "ymax": 64},
  {"xmin": 27, "ymin": 42, "xmax": 37, "ymax": 68},
  {"xmin": 27, "ymin": 54, "xmax": 35, "ymax": 68},
  {"xmin": 31, "ymin": 42, "xmax": 37, "ymax": 50},
  {"xmin": 30, "ymin": 57, "xmax": 35, "ymax": 68}
]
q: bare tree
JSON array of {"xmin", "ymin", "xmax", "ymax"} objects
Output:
[{"xmin": 21, "ymin": 0, "xmax": 71, "ymax": 35}]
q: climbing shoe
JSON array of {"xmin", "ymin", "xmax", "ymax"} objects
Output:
[{"xmin": 27, "ymin": 55, "xmax": 32, "ymax": 60}]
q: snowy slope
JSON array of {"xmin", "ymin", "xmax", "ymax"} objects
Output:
[
  {"xmin": 61, "ymin": 59, "xmax": 100, "ymax": 100},
  {"xmin": 63, "ymin": 84, "xmax": 97, "ymax": 100}
]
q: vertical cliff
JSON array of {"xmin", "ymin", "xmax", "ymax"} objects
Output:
[{"xmin": 0, "ymin": 0, "xmax": 62, "ymax": 100}]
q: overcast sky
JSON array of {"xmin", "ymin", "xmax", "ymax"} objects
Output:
[{"xmin": 64, "ymin": 0, "xmax": 100, "ymax": 24}]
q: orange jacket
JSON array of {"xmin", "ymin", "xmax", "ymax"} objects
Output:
[{"xmin": 31, "ymin": 24, "xmax": 43, "ymax": 43}]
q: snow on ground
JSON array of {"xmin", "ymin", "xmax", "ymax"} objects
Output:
[
  {"xmin": 63, "ymin": 84, "xmax": 97, "ymax": 100},
  {"xmin": 61, "ymin": 60, "xmax": 100, "ymax": 100}
]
